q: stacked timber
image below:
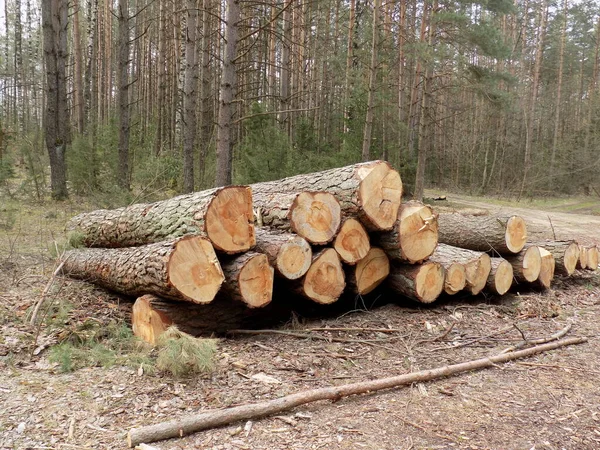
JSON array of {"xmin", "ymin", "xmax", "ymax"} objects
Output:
[{"xmin": 60, "ymin": 161, "xmax": 598, "ymax": 342}]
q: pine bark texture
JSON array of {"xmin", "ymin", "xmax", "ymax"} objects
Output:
[
  {"xmin": 375, "ymin": 201, "xmax": 438, "ymax": 263},
  {"xmin": 252, "ymin": 190, "xmax": 341, "ymax": 245},
  {"xmin": 432, "ymin": 244, "xmax": 491, "ymax": 295},
  {"xmin": 386, "ymin": 261, "xmax": 445, "ymax": 303},
  {"xmin": 61, "ymin": 236, "xmax": 224, "ymax": 304},
  {"xmin": 437, "ymin": 213, "xmax": 527, "ymax": 255},
  {"xmin": 66, "ymin": 186, "xmax": 255, "ymax": 253},
  {"xmin": 486, "ymin": 257, "xmax": 513, "ymax": 295},
  {"xmin": 219, "ymin": 252, "xmax": 274, "ymax": 308},
  {"xmin": 251, "ymin": 161, "xmax": 402, "ymax": 231},
  {"xmin": 333, "ymin": 218, "xmax": 370, "ymax": 264},
  {"xmin": 529, "ymin": 240, "xmax": 579, "ymax": 276},
  {"xmin": 345, "ymin": 247, "xmax": 390, "ymax": 295}
]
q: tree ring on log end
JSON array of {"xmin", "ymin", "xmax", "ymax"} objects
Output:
[
  {"xmin": 167, "ymin": 236, "xmax": 225, "ymax": 304},
  {"xmin": 505, "ymin": 216, "xmax": 527, "ymax": 253},
  {"xmin": 538, "ymin": 248, "xmax": 555, "ymax": 288},
  {"xmin": 398, "ymin": 202, "xmax": 439, "ymax": 263},
  {"xmin": 415, "ymin": 262, "xmax": 445, "ymax": 303},
  {"xmin": 238, "ymin": 254, "xmax": 274, "ymax": 308},
  {"xmin": 303, "ymin": 248, "xmax": 345, "ymax": 304},
  {"xmin": 289, "ymin": 192, "xmax": 341, "ymax": 245},
  {"xmin": 132, "ymin": 295, "xmax": 173, "ymax": 345},
  {"xmin": 493, "ymin": 260, "xmax": 513, "ymax": 295},
  {"xmin": 563, "ymin": 242, "xmax": 580, "ymax": 275},
  {"xmin": 444, "ymin": 263, "xmax": 466, "ymax": 295},
  {"xmin": 204, "ymin": 186, "xmax": 255, "ymax": 253},
  {"xmin": 586, "ymin": 246, "xmax": 599, "ymax": 271},
  {"xmin": 465, "ymin": 253, "xmax": 491, "ymax": 295},
  {"xmin": 354, "ymin": 247, "xmax": 390, "ymax": 295},
  {"xmin": 357, "ymin": 161, "xmax": 402, "ymax": 230},
  {"xmin": 522, "ymin": 246, "xmax": 542, "ymax": 282},
  {"xmin": 276, "ymin": 236, "xmax": 312, "ymax": 280},
  {"xmin": 334, "ymin": 218, "xmax": 370, "ymax": 264}
]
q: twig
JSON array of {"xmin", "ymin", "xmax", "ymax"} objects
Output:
[
  {"xmin": 227, "ymin": 329, "xmax": 393, "ymax": 344},
  {"xmin": 127, "ymin": 336, "xmax": 587, "ymax": 447},
  {"xmin": 29, "ymin": 260, "xmax": 66, "ymax": 326},
  {"xmin": 305, "ymin": 327, "xmax": 407, "ymax": 334},
  {"xmin": 501, "ymin": 323, "xmax": 572, "ymax": 354},
  {"xmin": 547, "ymin": 215, "xmax": 557, "ymax": 240},
  {"xmin": 427, "ymin": 325, "xmax": 514, "ymax": 352}
]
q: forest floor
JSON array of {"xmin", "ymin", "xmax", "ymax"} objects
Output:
[{"xmin": 1, "ymin": 193, "xmax": 600, "ymax": 450}]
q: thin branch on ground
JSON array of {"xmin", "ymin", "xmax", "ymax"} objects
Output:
[{"xmin": 501, "ymin": 323, "xmax": 572, "ymax": 353}]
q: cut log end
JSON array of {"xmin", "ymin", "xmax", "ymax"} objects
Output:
[
  {"xmin": 444, "ymin": 263, "xmax": 466, "ymax": 295},
  {"xmin": 563, "ymin": 242, "xmax": 580, "ymax": 275},
  {"xmin": 577, "ymin": 245, "xmax": 588, "ymax": 270},
  {"xmin": 167, "ymin": 236, "xmax": 225, "ymax": 304},
  {"xmin": 505, "ymin": 216, "xmax": 528, "ymax": 253},
  {"xmin": 205, "ymin": 186, "xmax": 255, "ymax": 253},
  {"xmin": 415, "ymin": 262, "xmax": 446, "ymax": 303},
  {"xmin": 289, "ymin": 192, "xmax": 341, "ymax": 245},
  {"xmin": 538, "ymin": 248, "xmax": 555, "ymax": 289},
  {"xmin": 522, "ymin": 246, "xmax": 542, "ymax": 282},
  {"xmin": 276, "ymin": 236, "xmax": 312, "ymax": 280},
  {"xmin": 352, "ymin": 247, "xmax": 390, "ymax": 295},
  {"xmin": 334, "ymin": 218, "xmax": 370, "ymax": 264},
  {"xmin": 398, "ymin": 202, "xmax": 439, "ymax": 263},
  {"xmin": 585, "ymin": 246, "xmax": 599, "ymax": 271},
  {"xmin": 489, "ymin": 259, "xmax": 513, "ymax": 295},
  {"xmin": 464, "ymin": 253, "xmax": 491, "ymax": 295},
  {"xmin": 132, "ymin": 295, "xmax": 173, "ymax": 345},
  {"xmin": 357, "ymin": 161, "xmax": 403, "ymax": 230},
  {"xmin": 237, "ymin": 254, "xmax": 275, "ymax": 308},
  {"xmin": 303, "ymin": 248, "xmax": 345, "ymax": 304}
]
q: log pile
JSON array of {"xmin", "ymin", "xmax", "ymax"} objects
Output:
[{"xmin": 60, "ymin": 161, "xmax": 599, "ymax": 342}]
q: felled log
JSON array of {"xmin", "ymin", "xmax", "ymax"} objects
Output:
[
  {"xmin": 505, "ymin": 245, "xmax": 541, "ymax": 284},
  {"xmin": 486, "ymin": 257, "xmax": 513, "ymax": 295},
  {"xmin": 253, "ymin": 228, "xmax": 312, "ymax": 280},
  {"xmin": 62, "ymin": 236, "xmax": 224, "ymax": 304},
  {"xmin": 346, "ymin": 247, "xmax": 390, "ymax": 295},
  {"xmin": 333, "ymin": 218, "xmax": 370, "ymax": 264},
  {"xmin": 437, "ymin": 213, "xmax": 527, "ymax": 255},
  {"xmin": 428, "ymin": 244, "xmax": 467, "ymax": 295},
  {"xmin": 374, "ymin": 201, "xmax": 438, "ymax": 264},
  {"xmin": 220, "ymin": 252, "xmax": 274, "ymax": 308},
  {"xmin": 577, "ymin": 245, "xmax": 588, "ymax": 270},
  {"xmin": 127, "ymin": 336, "xmax": 587, "ymax": 447},
  {"xmin": 253, "ymin": 191, "xmax": 341, "ymax": 245},
  {"xmin": 291, "ymin": 248, "xmax": 345, "ymax": 304},
  {"xmin": 386, "ymin": 261, "xmax": 445, "ymax": 303},
  {"xmin": 529, "ymin": 240, "xmax": 579, "ymax": 276},
  {"xmin": 585, "ymin": 246, "xmax": 599, "ymax": 271},
  {"xmin": 66, "ymin": 186, "xmax": 255, "ymax": 254},
  {"xmin": 432, "ymin": 244, "xmax": 491, "ymax": 295},
  {"xmin": 251, "ymin": 161, "xmax": 402, "ymax": 231},
  {"xmin": 131, "ymin": 294, "xmax": 285, "ymax": 342},
  {"xmin": 537, "ymin": 248, "xmax": 555, "ymax": 289}
]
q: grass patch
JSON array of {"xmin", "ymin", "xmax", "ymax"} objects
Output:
[{"xmin": 156, "ymin": 327, "xmax": 218, "ymax": 377}]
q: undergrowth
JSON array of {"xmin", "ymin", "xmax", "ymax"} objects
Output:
[{"xmin": 156, "ymin": 327, "xmax": 218, "ymax": 377}]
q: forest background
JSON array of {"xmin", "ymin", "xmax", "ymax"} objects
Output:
[{"xmin": 0, "ymin": 0, "xmax": 599, "ymax": 205}]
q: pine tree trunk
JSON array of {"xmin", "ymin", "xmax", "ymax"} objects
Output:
[
  {"xmin": 117, "ymin": 0, "xmax": 131, "ymax": 190},
  {"xmin": 72, "ymin": 0, "xmax": 85, "ymax": 133},
  {"xmin": 183, "ymin": 0, "xmax": 199, "ymax": 193},
  {"xmin": 253, "ymin": 228, "xmax": 312, "ymax": 280},
  {"xmin": 220, "ymin": 252, "xmax": 274, "ymax": 308},
  {"xmin": 62, "ymin": 236, "xmax": 225, "ymax": 304},
  {"xmin": 361, "ymin": 0, "xmax": 380, "ymax": 161}
]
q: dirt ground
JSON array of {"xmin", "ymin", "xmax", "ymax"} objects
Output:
[{"xmin": 1, "ymin": 195, "xmax": 600, "ymax": 450}]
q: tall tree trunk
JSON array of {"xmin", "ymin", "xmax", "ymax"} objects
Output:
[
  {"xmin": 183, "ymin": 0, "xmax": 199, "ymax": 193},
  {"xmin": 342, "ymin": 0, "xmax": 355, "ymax": 138},
  {"xmin": 117, "ymin": 0, "xmax": 131, "ymax": 190},
  {"xmin": 42, "ymin": 0, "xmax": 70, "ymax": 199},
  {"xmin": 215, "ymin": 0, "xmax": 240, "ymax": 187},
  {"xmin": 154, "ymin": 0, "xmax": 167, "ymax": 155},
  {"xmin": 72, "ymin": 0, "xmax": 85, "ymax": 133},
  {"xmin": 551, "ymin": 0, "xmax": 567, "ymax": 176},
  {"xmin": 361, "ymin": 0, "xmax": 380, "ymax": 162},
  {"xmin": 583, "ymin": 17, "xmax": 600, "ymax": 156},
  {"xmin": 14, "ymin": 0, "xmax": 23, "ymax": 129},
  {"xmin": 278, "ymin": 0, "xmax": 291, "ymax": 131},
  {"xmin": 198, "ymin": 0, "xmax": 212, "ymax": 188}
]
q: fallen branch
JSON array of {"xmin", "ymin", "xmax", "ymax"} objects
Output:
[
  {"xmin": 500, "ymin": 323, "xmax": 572, "ymax": 354},
  {"xmin": 127, "ymin": 336, "xmax": 586, "ymax": 447}
]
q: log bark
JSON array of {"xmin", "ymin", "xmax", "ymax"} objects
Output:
[
  {"xmin": 537, "ymin": 247, "xmax": 555, "ymax": 289},
  {"xmin": 126, "ymin": 336, "xmax": 587, "ymax": 446},
  {"xmin": 62, "ymin": 236, "xmax": 224, "ymax": 304},
  {"xmin": 431, "ymin": 244, "xmax": 491, "ymax": 295},
  {"xmin": 219, "ymin": 252, "xmax": 274, "ymax": 308},
  {"xmin": 253, "ymin": 190, "xmax": 341, "ymax": 245},
  {"xmin": 66, "ymin": 186, "xmax": 255, "ymax": 254},
  {"xmin": 333, "ymin": 218, "xmax": 370, "ymax": 264},
  {"xmin": 437, "ymin": 213, "xmax": 527, "ymax": 255},
  {"xmin": 253, "ymin": 228, "xmax": 312, "ymax": 280},
  {"xmin": 346, "ymin": 247, "xmax": 389, "ymax": 295},
  {"xmin": 584, "ymin": 246, "xmax": 598, "ymax": 271},
  {"xmin": 251, "ymin": 161, "xmax": 403, "ymax": 231},
  {"xmin": 290, "ymin": 248, "xmax": 345, "ymax": 304},
  {"xmin": 505, "ymin": 246, "xmax": 542, "ymax": 284},
  {"xmin": 529, "ymin": 240, "xmax": 579, "ymax": 276},
  {"xmin": 386, "ymin": 261, "xmax": 445, "ymax": 303},
  {"xmin": 375, "ymin": 201, "xmax": 438, "ymax": 264},
  {"xmin": 428, "ymin": 245, "xmax": 467, "ymax": 295},
  {"xmin": 131, "ymin": 294, "xmax": 287, "ymax": 342},
  {"xmin": 486, "ymin": 257, "xmax": 513, "ymax": 295}
]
